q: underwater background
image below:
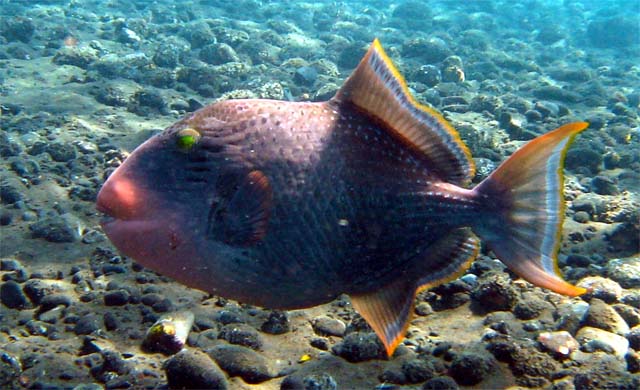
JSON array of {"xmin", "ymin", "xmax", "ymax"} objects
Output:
[{"xmin": 0, "ymin": 0, "xmax": 639, "ymax": 389}]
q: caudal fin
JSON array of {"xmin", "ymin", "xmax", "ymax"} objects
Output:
[{"xmin": 473, "ymin": 122, "xmax": 589, "ymax": 297}]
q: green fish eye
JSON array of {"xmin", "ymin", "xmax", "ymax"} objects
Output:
[{"xmin": 176, "ymin": 128, "xmax": 201, "ymax": 151}]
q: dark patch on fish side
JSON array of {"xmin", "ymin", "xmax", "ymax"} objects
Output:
[{"xmin": 207, "ymin": 170, "xmax": 272, "ymax": 246}]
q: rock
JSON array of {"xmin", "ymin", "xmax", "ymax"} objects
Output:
[
  {"xmin": 573, "ymin": 211, "xmax": 590, "ymax": 223},
  {"xmin": 401, "ymin": 357, "xmax": 436, "ymax": 383},
  {"xmin": 565, "ymin": 148, "xmax": 602, "ymax": 174},
  {"xmin": 199, "ymin": 43, "xmax": 240, "ymax": 65},
  {"xmin": 1, "ymin": 280, "xmax": 29, "ymax": 309},
  {"xmin": 312, "ymin": 316, "xmax": 346, "ymax": 337},
  {"xmin": 584, "ymin": 298, "xmax": 630, "ymax": 336},
  {"xmin": 74, "ymin": 314, "xmax": 101, "ymax": 335},
  {"xmin": 573, "ymin": 353, "xmax": 637, "ymax": 390},
  {"xmin": 513, "ymin": 292, "xmax": 551, "ymax": 320},
  {"xmin": 587, "ymin": 16, "xmax": 639, "ymax": 48},
  {"xmin": 401, "ymin": 37, "xmax": 451, "ymax": 64},
  {"xmin": 29, "ymin": 216, "xmax": 77, "ymax": 243},
  {"xmin": 164, "ymin": 349, "xmax": 227, "ymax": 390},
  {"xmin": 332, "ymin": 331, "xmax": 386, "ymax": 362},
  {"xmin": 422, "ymin": 376, "xmax": 459, "ymax": 390},
  {"xmin": 414, "ymin": 65, "xmax": 441, "ymax": 87},
  {"xmin": 46, "ymin": 142, "xmax": 77, "ymax": 162},
  {"xmin": 627, "ymin": 349, "xmax": 640, "ymax": 373},
  {"xmin": 260, "ymin": 310, "xmax": 290, "ymax": 334},
  {"xmin": 532, "ymin": 85, "xmax": 580, "ymax": 103},
  {"xmin": 207, "ymin": 344, "xmax": 271, "ymax": 384},
  {"xmin": 37, "ymin": 293, "xmax": 72, "ymax": 314},
  {"xmin": 52, "ymin": 46, "xmax": 99, "ymax": 68},
  {"xmin": 576, "ymin": 326, "xmax": 629, "ymax": 357},
  {"xmin": 218, "ymin": 323, "xmax": 262, "ymax": 350},
  {"xmin": 294, "ymin": 66, "xmax": 318, "ymax": 86},
  {"xmin": 449, "ymin": 352, "xmax": 493, "ymax": 386},
  {"xmin": 0, "ymin": 17, "xmax": 35, "ymax": 43},
  {"xmin": 0, "ymin": 181, "xmax": 23, "ymax": 204},
  {"xmin": 303, "ymin": 373, "xmax": 337, "ymax": 390},
  {"xmin": 0, "ymin": 350, "xmax": 21, "ymax": 387},
  {"xmin": 627, "ymin": 325, "xmax": 640, "ymax": 351},
  {"xmin": 607, "ymin": 257, "xmax": 640, "ymax": 289},
  {"xmin": 538, "ymin": 331, "xmax": 579, "ymax": 357},
  {"xmin": 577, "ymin": 276, "xmax": 623, "ymax": 303},
  {"xmin": 470, "ymin": 272, "xmax": 518, "ymax": 312},
  {"xmin": 613, "ymin": 304, "xmax": 640, "ymax": 327},
  {"xmin": 104, "ymin": 290, "xmax": 130, "ymax": 306},
  {"xmin": 590, "ymin": 175, "xmax": 619, "ymax": 195}
]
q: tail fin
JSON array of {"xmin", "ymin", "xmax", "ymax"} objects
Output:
[{"xmin": 473, "ymin": 122, "xmax": 589, "ymax": 297}]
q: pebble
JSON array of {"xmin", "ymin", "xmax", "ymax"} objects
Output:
[
  {"xmin": 38, "ymin": 293, "xmax": 72, "ymax": 313},
  {"xmin": 74, "ymin": 314, "xmax": 101, "ymax": 335},
  {"xmin": 584, "ymin": 298, "xmax": 630, "ymax": 336},
  {"xmin": 29, "ymin": 216, "xmax": 77, "ymax": 243},
  {"xmin": 627, "ymin": 325, "xmax": 640, "ymax": 350},
  {"xmin": 576, "ymin": 326, "xmax": 629, "ymax": 357},
  {"xmin": 613, "ymin": 304, "xmax": 640, "ymax": 327},
  {"xmin": 590, "ymin": 175, "xmax": 619, "ymax": 195},
  {"xmin": 260, "ymin": 310, "xmax": 290, "ymax": 335},
  {"xmin": 104, "ymin": 290, "xmax": 130, "ymax": 306},
  {"xmin": 46, "ymin": 142, "xmax": 77, "ymax": 162},
  {"xmin": 606, "ymin": 257, "xmax": 640, "ymax": 289},
  {"xmin": 303, "ymin": 373, "xmax": 337, "ymax": 390},
  {"xmin": 0, "ymin": 350, "xmax": 22, "ymax": 387},
  {"xmin": 312, "ymin": 316, "xmax": 346, "ymax": 337},
  {"xmin": 23, "ymin": 280, "xmax": 56, "ymax": 306},
  {"xmin": 422, "ymin": 376, "xmax": 459, "ymax": 390},
  {"xmin": 332, "ymin": 331, "xmax": 386, "ymax": 362},
  {"xmin": 218, "ymin": 323, "xmax": 263, "ymax": 350},
  {"xmin": 537, "ymin": 331, "xmax": 579, "ymax": 357},
  {"xmin": 577, "ymin": 276, "xmax": 623, "ymax": 303},
  {"xmin": 207, "ymin": 344, "xmax": 271, "ymax": 384},
  {"xmin": 470, "ymin": 272, "xmax": 517, "ymax": 312},
  {"xmin": 401, "ymin": 357, "xmax": 436, "ymax": 384},
  {"xmin": 164, "ymin": 349, "xmax": 227, "ymax": 390},
  {"xmin": 513, "ymin": 292, "xmax": 551, "ymax": 320},
  {"xmin": 0, "ymin": 280, "xmax": 29, "ymax": 309},
  {"xmin": 449, "ymin": 352, "xmax": 493, "ymax": 386}
]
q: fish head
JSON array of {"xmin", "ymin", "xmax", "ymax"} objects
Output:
[{"xmin": 96, "ymin": 126, "xmax": 212, "ymax": 275}]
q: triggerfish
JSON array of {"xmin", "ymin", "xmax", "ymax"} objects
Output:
[{"xmin": 97, "ymin": 39, "xmax": 588, "ymax": 356}]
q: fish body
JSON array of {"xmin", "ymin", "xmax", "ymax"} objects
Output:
[{"xmin": 97, "ymin": 39, "xmax": 587, "ymax": 355}]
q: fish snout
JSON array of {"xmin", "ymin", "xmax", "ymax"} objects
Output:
[{"xmin": 97, "ymin": 171, "xmax": 147, "ymax": 221}]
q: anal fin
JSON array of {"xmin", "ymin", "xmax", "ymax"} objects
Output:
[
  {"xmin": 350, "ymin": 228, "xmax": 479, "ymax": 357},
  {"xmin": 350, "ymin": 278, "xmax": 416, "ymax": 358}
]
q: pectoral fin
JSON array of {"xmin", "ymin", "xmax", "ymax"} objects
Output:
[{"xmin": 208, "ymin": 170, "xmax": 272, "ymax": 246}]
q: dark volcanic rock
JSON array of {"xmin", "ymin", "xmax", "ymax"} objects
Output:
[
  {"xmin": 1, "ymin": 280, "xmax": 30, "ymax": 309},
  {"xmin": 218, "ymin": 323, "xmax": 263, "ymax": 350},
  {"xmin": 260, "ymin": 310, "xmax": 290, "ymax": 335},
  {"xmin": 470, "ymin": 273, "xmax": 518, "ymax": 312},
  {"xmin": 46, "ymin": 142, "xmax": 77, "ymax": 162},
  {"xmin": 29, "ymin": 216, "xmax": 76, "ymax": 243},
  {"xmin": 164, "ymin": 349, "xmax": 227, "ymax": 390},
  {"xmin": 587, "ymin": 16, "xmax": 640, "ymax": 48},
  {"xmin": 449, "ymin": 352, "xmax": 493, "ymax": 386},
  {"xmin": 332, "ymin": 331, "xmax": 386, "ymax": 362},
  {"xmin": 0, "ymin": 17, "xmax": 35, "ymax": 43},
  {"xmin": 207, "ymin": 344, "xmax": 271, "ymax": 384},
  {"xmin": 74, "ymin": 314, "xmax": 101, "ymax": 335}
]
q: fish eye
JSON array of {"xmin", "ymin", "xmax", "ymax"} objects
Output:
[{"xmin": 176, "ymin": 128, "xmax": 201, "ymax": 152}]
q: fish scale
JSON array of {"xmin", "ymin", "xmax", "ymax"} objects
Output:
[{"xmin": 97, "ymin": 39, "xmax": 588, "ymax": 356}]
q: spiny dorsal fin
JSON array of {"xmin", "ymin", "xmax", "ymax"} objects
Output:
[
  {"xmin": 332, "ymin": 39, "xmax": 475, "ymax": 185},
  {"xmin": 351, "ymin": 228, "xmax": 479, "ymax": 357}
]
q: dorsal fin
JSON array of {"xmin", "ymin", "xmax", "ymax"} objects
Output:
[{"xmin": 332, "ymin": 39, "xmax": 475, "ymax": 185}]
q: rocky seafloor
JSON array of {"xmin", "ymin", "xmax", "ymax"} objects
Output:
[{"xmin": 0, "ymin": 0, "xmax": 639, "ymax": 389}]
